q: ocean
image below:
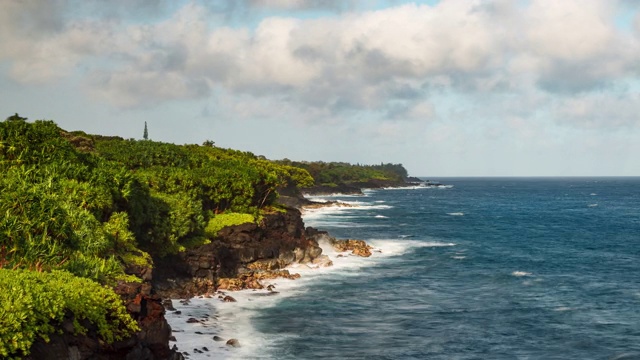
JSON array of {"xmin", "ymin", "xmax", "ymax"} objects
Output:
[{"xmin": 166, "ymin": 178, "xmax": 640, "ymax": 360}]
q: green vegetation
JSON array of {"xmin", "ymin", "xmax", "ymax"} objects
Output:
[
  {"xmin": 0, "ymin": 269, "xmax": 139, "ymax": 359},
  {"xmin": 0, "ymin": 115, "xmax": 313, "ymax": 273},
  {"xmin": 276, "ymin": 159, "xmax": 409, "ymax": 187},
  {"xmin": 0, "ymin": 114, "xmax": 316, "ymax": 355},
  {"xmin": 205, "ymin": 213, "xmax": 256, "ymax": 237}
]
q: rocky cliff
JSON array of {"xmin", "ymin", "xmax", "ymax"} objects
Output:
[{"xmin": 152, "ymin": 207, "xmax": 325, "ymax": 299}]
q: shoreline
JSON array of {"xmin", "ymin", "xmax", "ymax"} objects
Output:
[
  {"xmin": 163, "ymin": 234, "xmax": 380, "ymax": 359},
  {"xmin": 161, "ymin": 188, "xmax": 444, "ymax": 358}
]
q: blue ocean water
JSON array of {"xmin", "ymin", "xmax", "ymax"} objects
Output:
[{"xmin": 252, "ymin": 178, "xmax": 640, "ymax": 359}]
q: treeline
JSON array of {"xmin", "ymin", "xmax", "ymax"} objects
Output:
[
  {"xmin": 0, "ymin": 115, "xmax": 314, "ymax": 357},
  {"xmin": 276, "ymin": 159, "xmax": 409, "ymax": 187}
]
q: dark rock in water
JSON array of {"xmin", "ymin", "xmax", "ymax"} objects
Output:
[
  {"xmin": 213, "ymin": 336, "xmax": 225, "ymax": 341},
  {"xmin": 162, "ymin": 299, "xmax": 176, "ymax": 311},
  {"xmin": 173, "ymin": 310, "xmax": 182, "ymax": 315},
  {"xmin": 226, "ymin": 339, "xmax": 241, "ymax": 348},
  {"xmin": 182, "ymin": 351, "xmax": 189, "ymax": 356},
  {"xmin": 169, "ymin": 335, "xmax": 176, "ymax": 341},
  {"xmin": 202, "ymin": 346, "xmax": 209, "ymax": 351},
  {"xmin": 266, "ymin": 284, "xmax": 275, "ymax": 291},
  {"xmin": 223, "ymin": 295, "xmax": 237, "ymax": 302},
  {"xmin": 186, "ymin": 318, "xmax": 199, "ymax": 323},
  {"xmin": 171, "ymin": 344, "xmax": 179, "ymax": 351},
  {"xmin": 194, "ymin": 348, "xmax": 202, "ymax": 353},
  {"xmin": 195, "ymin": 331, "xmax": 203, "ymax": 334}
]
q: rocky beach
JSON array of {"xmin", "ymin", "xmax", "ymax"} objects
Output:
[{"xmin": 156, "ymin": 199, "xmax": 378, "ymax": 359}]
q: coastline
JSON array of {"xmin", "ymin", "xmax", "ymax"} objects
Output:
[{"xmin": 163, "ymin": 198, "xmax": 381, "ymax": 359}]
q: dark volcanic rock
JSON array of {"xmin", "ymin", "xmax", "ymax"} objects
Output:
[
  {"xmin": 226, "ymin": 339, "xmax": 241, "ymax": 348},
  {"xmin": 153, "ymin": 208, "xmax": 320, "ymax": 299}
]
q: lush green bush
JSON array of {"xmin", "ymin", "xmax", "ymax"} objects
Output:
[
  {"xmin": 0, "ymin": 269, "xmax": 139, "ymax": 359},
  {"xmin": 205, "ymin": 213, "xmax": 256, "ymax": 237}
]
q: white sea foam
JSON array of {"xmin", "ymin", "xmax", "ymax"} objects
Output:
[
  {"xmin": 590, "ymin": 193, "xmax": 597, "ymax": 196},
  {"xmin": 451, "ymin": 256, "xmax": 466, "ymax": 260},
  {"xmin": 511, "ymin": 271, "xmax": 532, "ymax": 277},
  {"xmin": 381, "ymin": 184, "xmax": 454, "ymax": 190},
  {"xmin": 588, "ymin": 203, "xmax": 598, "ymax": 207},
  {"xmin": 447, "ymin": 212, "xmax": 465, "ymax": 216},
  {"xmin": 303, "ymin": 192, "xmax": 369, "ymax": 198},
  {"xmin": 374, "ymin": 215, "xmax": 388, "ymax": 219},
  {"xmin": 553, "ymin": 307, "xmax": 573, "ymax": 312}
]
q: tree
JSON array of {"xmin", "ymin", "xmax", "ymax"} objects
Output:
[
  {"xmin": 5, "ymin": 113, "xmax": 27, "ymax": 122},
  {"xmin": 143, "ymin": 121, "xmax": 148, "ymax": 140}
]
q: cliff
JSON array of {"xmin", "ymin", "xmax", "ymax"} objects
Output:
[{"xmin": 152, "ymin": 207, "xmax": 324, "ymax": 299}]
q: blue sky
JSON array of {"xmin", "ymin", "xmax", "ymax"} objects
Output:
[{"xmin": 2, "ymin": 0, "xmax": 640, "ymax": 176}]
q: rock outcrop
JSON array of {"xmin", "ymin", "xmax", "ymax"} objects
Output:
[
  {"xmin": 306, "ymin": 228, "xmax": 373, "ymax": 258},
  {"xmin": 153, "ymin": 208, "xmax": 324, "ymax": 299}
]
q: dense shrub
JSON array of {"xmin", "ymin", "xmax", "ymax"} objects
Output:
[
  {"xmin": 205, "ymin": 213, "xmax": 256, "ymax": 237},
  {"xmin": 0, "ymin": 269, "xmax": 139, "ymax": 359}
]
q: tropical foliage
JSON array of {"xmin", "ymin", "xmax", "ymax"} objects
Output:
[
  {"xmin": 0, "ymin": 114, "xmax": 317, "ymax": 355},
  {"xmin": 0, "ymin": 115, "xmax": 314, "ymax": 273},
  {"xmin": 276, "ymin": 159, "xmax": 409, "ymax": 187},
  {"xmin": 0, "ymin": 269, "xmax": 139, "ymax": 359}
]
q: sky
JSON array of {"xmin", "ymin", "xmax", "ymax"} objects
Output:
[{"xmin": 2, "ymin": 0, "xmax": 640, "ymax": 177}]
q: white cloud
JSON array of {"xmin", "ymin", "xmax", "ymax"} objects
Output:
[
  {"xmin": 2, "ymin": 0, "xmax": 640, "ymax": 123},
  {"xmin": 555, "ymin": 92, "xmax": 640, "ymax": 129}
]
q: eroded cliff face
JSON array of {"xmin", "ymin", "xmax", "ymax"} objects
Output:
[{"xmin": 152, "ymin": 208, "xmax": 324, "ymax": 299}]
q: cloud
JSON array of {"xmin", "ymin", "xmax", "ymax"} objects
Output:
[
  {"xmin": 554, "ymin": 92, "xmax": 640, "ymax": 129},
  {"xmin": 2, "ymin": 0, "xmax": 640, "ymax": 122},
  {"xmin": 245, "ymin": 0, "xmax": 355, "ymax": 11}
]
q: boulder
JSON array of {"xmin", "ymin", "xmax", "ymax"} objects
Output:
[
  {"xmin": 162, "ymin": 299, "xmax": 176, "ymax": 311},
  {"xmin": 311, "ymin": 255, "xmax": 333, "ymax": 268},
  {"xmin": 331, "ymin": 239, "xmax": 372, "ymax": 257},
  {"xmin": 226, "ymin": 339, "xmax": 241, "ymax": 348}
]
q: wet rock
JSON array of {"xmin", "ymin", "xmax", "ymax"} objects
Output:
[
  {"xmin": 311, "ymin": 255, "xmax": 333, "ymax": 267},
  {"xmin": 226, "ymin": 339, "xmax": 241, "ymax": 348},
  {"xmin": 331, "ymin": 239, "xmax": 372, "ymax": 257},
  {"xmin": 222, "ymin": 295, "xmax": 237, "ymax": 303},
  {"xmin": 186, "ymin": 318, "xmax": 199, "ymax": 323},
  {"xmin": 213, "ymin": 336, "xmax": 225, "ymax": 342},
  {"xmin": 247, "ymin": 258, "xmax": 280, "ymax": 271},
  {"xmin": 162, "ymin": 299, "xmax": 176, "ymax": 311}
]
